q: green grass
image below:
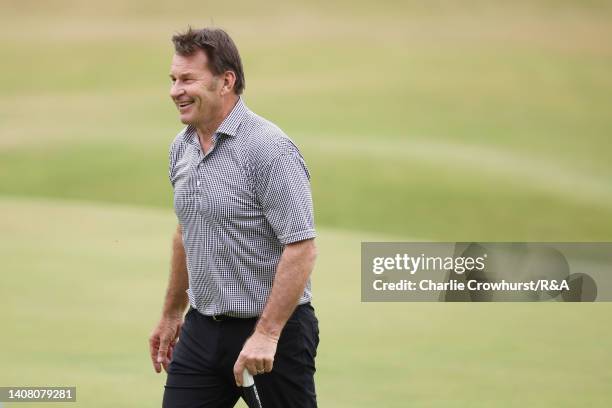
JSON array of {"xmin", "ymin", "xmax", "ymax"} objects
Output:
[
  {"xmin": 2, "ymin": 4, "xmax": 612, "ymax": 239},
  {"xmin": 1, "ymin": 197, "xmax": 611, "ymax": 407},
  {"xmin": 2, "ymin": 135, "xmax": 612, "ymax": 240},
  {"xmin": 1, "ymin": 1, "xmax": 612, "ymax": 406}
]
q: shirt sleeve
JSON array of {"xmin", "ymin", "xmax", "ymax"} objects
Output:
[{"xmin": 255, "ymin": 152, "xmax": 316, "ymax": 245}]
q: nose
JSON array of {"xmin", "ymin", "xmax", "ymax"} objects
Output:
[{"xmin": 170, "ymin": 82, "xmax": 185, "ymax": 100}]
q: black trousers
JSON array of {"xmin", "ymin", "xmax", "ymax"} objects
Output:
[{"xmin": 163, "ymin": 304, "xmax": 319, "ymax": 408}]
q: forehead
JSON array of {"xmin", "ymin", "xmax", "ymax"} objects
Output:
[{"xmin": 170, "ymin": 49, "xmax": 211, "ymax": 76}]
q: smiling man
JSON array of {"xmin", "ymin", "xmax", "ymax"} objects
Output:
[{"xmin": 148, "ymin": 27, "xmax": 319, "ymax": 408}]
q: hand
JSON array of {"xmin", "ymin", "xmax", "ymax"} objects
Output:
[
  {"xmin": 233, "ymin": 329, "xmax": 279, "ymax": 386},
  {"xmin": 149, "ymin": 315, "xmax": 183, "ymax": 373}
]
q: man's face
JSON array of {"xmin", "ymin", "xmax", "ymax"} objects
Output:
[{"xmin": 169, "ymin": 49, "xmax": 223, "ymax": 126}]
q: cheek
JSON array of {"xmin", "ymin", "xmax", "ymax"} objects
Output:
[{"xmin": 198, "ymin": 95, "xmax": 214, "ymax": 107}]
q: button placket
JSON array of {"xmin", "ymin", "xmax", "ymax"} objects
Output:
[
  {"xmin": 196, "ymin": 159, "xmax": 205, "ymax": 214},
  {"xmin": 196, "ymin": 134, "xmax": 221, "ymax": 215},
  {"xmin": 191, "ymin": 147, "xmax": 204, "ymax": 213},
  {"xmin": 196, "ymin": 161, "xmax": 202, "ymax": 187}
]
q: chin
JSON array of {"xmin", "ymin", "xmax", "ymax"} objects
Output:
[{"xmin": 179, "ymin": 115, "xmax": 194, "ymax": 125}]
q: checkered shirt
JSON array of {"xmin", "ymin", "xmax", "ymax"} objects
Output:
[{"xmin": 169, "ymin": 97, "xmax": 316, "ymax": 317}]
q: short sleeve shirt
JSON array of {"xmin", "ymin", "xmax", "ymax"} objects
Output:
[{"xmin": 168, "ymin": 98, "xmax": 316, "ymax": 317}]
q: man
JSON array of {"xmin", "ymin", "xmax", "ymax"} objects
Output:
[{"xmin": 148, "ymin": 27, "xmax": 319, "ymax": 408}]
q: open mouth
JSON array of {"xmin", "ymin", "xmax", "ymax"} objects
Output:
[{"xmin": 177, "ymin": 100, "xmax": 194, "ymax": 110}]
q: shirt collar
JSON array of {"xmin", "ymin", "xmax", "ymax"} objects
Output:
[
  {"xmin": 182, "ymin": 97, "xmax": 248, "ymax": 145},
  {"xmin": 216, "ymin": 96, "xmax": 247, "ymax": 137}
]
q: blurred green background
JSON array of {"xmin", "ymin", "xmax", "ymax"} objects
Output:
[{"xmin": 1, "ymin": 0, "xmax": 611, "ymax": 406}]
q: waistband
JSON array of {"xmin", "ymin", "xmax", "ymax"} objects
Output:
[{"xmin": 196, "ymin": 302, "xmax": 311, "ymax": 322}]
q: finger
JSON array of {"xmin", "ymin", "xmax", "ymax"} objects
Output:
[
  {"xmin": 149, "ymin": 336, "xmax": 162, "ymax": 373},
  {"xmin": 157, "ymin": 336, "xmax": 171, "ymax": 366},
  {"xmin": 245, "ymin": 359, "xmax": 258, "ymax": 376},
  {"xmin": 263, "ymin": 358, "xmax": 274, "ymax": 373},
  {"xmin": 233, "ymin": 357, "xmax": 246, "ymax": 386},
  {"xmin": 162, "ymin": 344, "xmax": 174, "ymax": 372},
  {"xmin": 255, "ymin": 361, "xmax": 265, "ymax": 374}
]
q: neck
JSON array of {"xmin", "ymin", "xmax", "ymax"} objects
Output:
[{"xmin": 195, "ymin": 95, "xmax": 239, "ymax": 144}]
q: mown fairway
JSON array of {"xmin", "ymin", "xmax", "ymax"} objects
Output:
[
  {"xmin": 1, "ymin": 0, "xmax": 612, "ymax": 406},
  {"xmin": 2, "ymin": 198, "xmax": 611, "ymax": 407}
]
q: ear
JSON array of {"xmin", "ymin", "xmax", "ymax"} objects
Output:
[{"xmin": 220, "ymin": 70, "xmax": 237, "ymax": 96}]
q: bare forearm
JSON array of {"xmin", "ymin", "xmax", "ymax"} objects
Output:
[
  {"xmin": 161, "ymin": 225, "xmax": 189, "ymax": 318},
  {"xmin": 256, "ymin": 239, "xmax": 317, "ymax": 339}
]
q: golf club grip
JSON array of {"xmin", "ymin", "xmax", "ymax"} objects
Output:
[{"xmin": 242, "ymin": 369, "xmax": 263, "ymax": 408}]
